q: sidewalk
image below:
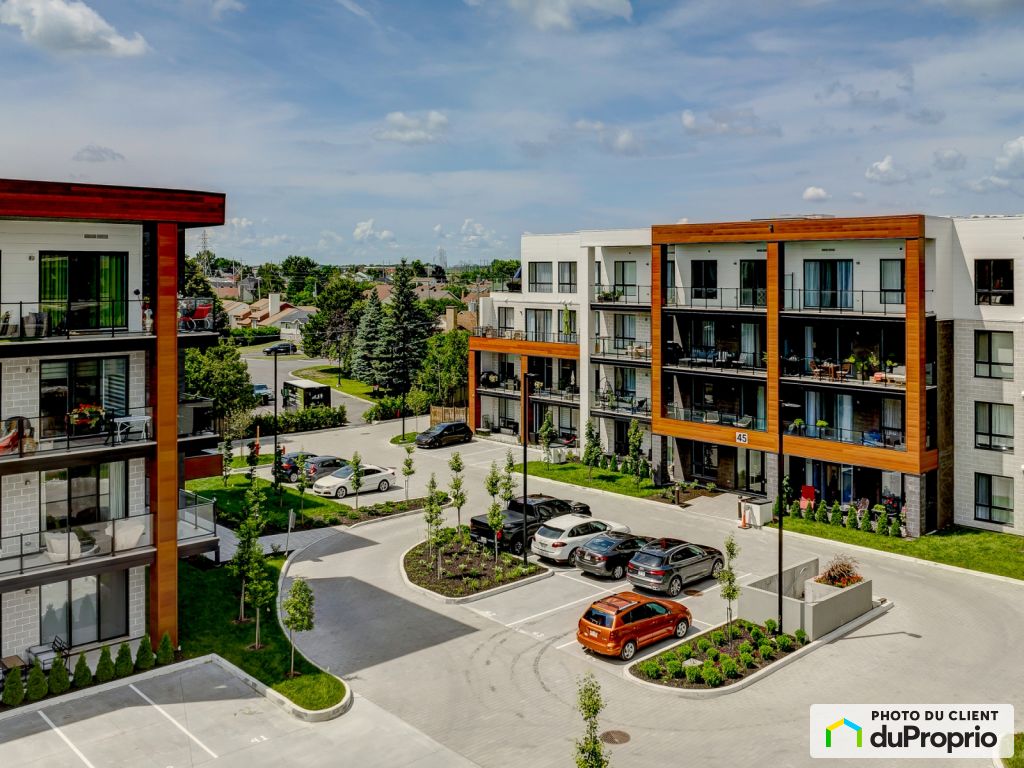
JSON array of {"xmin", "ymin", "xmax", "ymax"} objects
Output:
[{"xmin": 216, "ymin": 523, "xmax": 339, "ymax": 560}]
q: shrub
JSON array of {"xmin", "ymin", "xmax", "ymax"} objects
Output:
[
  {"xmin": 48, "ymin": 656, "xmax": 70, "ymax": 696},
  {"xmin": 73, "ymin": 654, "xmax": 92, "ymax": 688},
  {"xmin": 875, "ymin": 512, "xmax": 889, "ymax": 535},
  {"xmin": 700, "ymin": 661, "xmax": 723, "ymax": 687},
  {"xmin": 711, "ymin": 630, "xmax": 726, "ymax": 647},
  {"xmin": 720, "ymin": 655, "xmax": 740, "ymax": 679},
  {"xmin": 789, "ymin": 500, "xmax": 801, "ymax": 519},
  {"xmin": 157, "ymin": 632, "xmax": 175, "ymax": 665},
  {"xmin": 758, "ymin": 643, "xmax": 775, "ymax": 660},
  {"xmin": 764, "ymin": 619, "xmax": 777, "ymax": 635},
  {"xmin": 228, "ymin": 326, "xmax": 279, "ymax": 344},
  {"xmin": 859, "ymin": 509, "xmax": 873, "ymax": 532},
  {"xmin": 750, "ymin": 627, "xmax": 764, "ymax": 644},
  {"xmin": 736, "ymin": 641, "xmax": 753, "ymax": 656},
  {"xmin": 676, "ymin": 644, "xmax": 694, "ymax": 660},
  {"xmin": 816, "ymin": 553, "xmax": 863, "ymax": 588},
  {"xmin": 739, "ymin": 651, "xmax": 756, "ymax": 668},
  {"xmin": 95, "ymin": 647, "xmax": 115, "ymax": 683},
  {"xmin": 609, "ymin": 455, "xmax": 619, "ymax": 472},
  {"xmin": 2, "ymin": 663, "xmax": 25, "ymax": 706},
  {"xmin": 829, "ymin": 501, "xmax": 843, "ymax": 526},
  {"xmin": 664, "ymin": 659, "xmax": 684, "ymax": 679},
  {"xmin": 776, "ymin": 634, "xmax": 794, "ymax": 652},
  {"xmin": 636, "ymin": 660, "xmax": 662, "ymax": 679},
  {"xmin": 684, "ymin": 664, "xmax": 702, "ymax": 684},
  {"xmin": 696, "ymin": 637, "xmax": 712, "ymax": 653},
  {"xmin": 26, "ymin": 660, "xmax": 48, "ymax": 702},
  {"xmin": 794, "ymin": 628, "xmax": 808, "ymax": 645},
  {"xmin": 889, "ymin": 515, "xmax": 902, "ymax": 538},
  {"xmin": 114, "ymin": 642, "xmax": 134, "ymax": 678},
  {"xmin": 251, "ymin": 405, "xmax": 348, "ymax": 437},
  {"xmin": 135, "ymin": 635, "xmax": 155, "ymax": 671},
  {"xmin": 705, "ymin": 648, "xmax": 719, "ymax": 662},
  {"xmin": 729, "ymin": 623, "xmax": 743, "ymax": 639},
  {"xmin": 846, "ymin": 509, "xmax": 859, "ymax": 530},
  {"xmin": 815, "ymin": 500, "xmax": 829, "ymax": 524}
]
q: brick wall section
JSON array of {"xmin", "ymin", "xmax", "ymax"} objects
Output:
[
  {"xmin": 129, "ymin": 351, "xmax": 146, "ymax": 409},
  {"xmin": 2, "ymin": 587, "xmax": 39, "ymax": 657},
  {"xmin": 129, "ymin": 566, "xmax": 146, "ymax": 639},
  {"xmin": 904, "ymin": 473, "xmax": 924, "ymax": 539},
  {"xmin": 1, "ymin": 357, "xmax": 39, "ymax": 419},
  {"xmin": 129, "ymin": 458, "xmax": 146, "ymax": 514},
  {"xmin": 0, "ymin": 472, "xmax": 41, "ymax": 559}
]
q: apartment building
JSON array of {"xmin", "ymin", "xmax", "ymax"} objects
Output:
[
  {"xmin": 0, "ymin": 179, "xmax": 224, "ymax": 665},
  {"xmin": 471, "ymin": 213, "xmax": 1024, "ymax": 538}
]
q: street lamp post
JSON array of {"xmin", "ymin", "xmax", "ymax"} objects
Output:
[
  {"xmin": 273, "ymin": 349, "xmax": 281, "ymax": 466},
  {"xmin": 777, "ymin": 397, "xmax": 800, "ymax": 633},
  {"xmin": 522, "ymin": 372, "xmax": 539, "ymax": 568}
]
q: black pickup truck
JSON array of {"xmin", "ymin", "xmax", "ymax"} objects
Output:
[{"xmin": 469, "ymin": 494, "xmax": 591, "ymax": 556}]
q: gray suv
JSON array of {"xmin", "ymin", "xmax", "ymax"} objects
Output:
[{"xmin": 626, "ymin": 538, "xmax": 724, "ymax": 597}]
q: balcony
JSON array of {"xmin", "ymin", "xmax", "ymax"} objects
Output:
[
  {"xmin": 492, "ymin": 279, "xmax": 521, "ymax": 293},
  {"xmin": 665, "ymin": 343, "xmax": 766, "ymax": 375},
  {"xmin": 0, "ymin": 514, "xmax": 154, "ymax": 584},
  {"xmin": 178, "ymin": 489, "xmax": 218, "ymax": 553},
  {"xmin": 471, "ymin": 327, "xmax": 579, "ymax": 345},
  {"xmin": 666, "ymin": 403, "xmax": 766, "ymax": 431},
  {"xmin": 590, "ymin": 390, "xmax": 651, "ymax": 419},
  {"xmin": 591, "ymin": 337, "xmax": 651, "ymax": 362},
  {"xmin": 784, "ymin": 420, "xmax": 906, "ymax": 451},
  {"xmin": 529, "ymin": 386, "xmax": 580, "ymax": 405},
  {"xmin": 178, "ymin": 396, "xmax": 216, "ymax": 438},
  {"xmin": 665, "ymin": 286, "xmax": 766, "ymax": 312},
  {"xmin": 782, "ymin": 288, "xmax": 933, "ymax": 316},
  {"xmin": 592, "ymin": 284, "xmax": 652, "ymax": 307},
  {"xmin": 780, "ymin": 356, "xmax": 918, "ymax": 389},
  {"xmin": 0, "ymin": 407, "xmax": 153, "ymax": 466}
]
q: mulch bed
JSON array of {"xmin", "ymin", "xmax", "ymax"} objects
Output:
[{"xmin": 403, "ymin": 537, "xmax": 545, "ymax": 598}]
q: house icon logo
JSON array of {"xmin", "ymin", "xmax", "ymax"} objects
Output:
[{"xmin": 825, "ymin": 717, "xmax": 863, "ymax": 748}]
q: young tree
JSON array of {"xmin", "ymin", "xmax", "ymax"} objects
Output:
[
  {"xmin": 223, "ymin": 409, "xmax": 253, "ymax": 463},
  {"xmin": 246, "ymin": 439, "xmax": 260, "ymax": 484},
  {"xmin": 2, "ymin": 660, "xmax": 24, "ymax": 705},
  {"xmin": 422, "ymin": 473, "xmax": 445, "ymax": 565},
  {"xmin": 220, "ymin": 438, "xmax": 232, "ymax": 487},
  {"xmin": 500, "ymin": 450, "xmax": 517, "ymax": 506},
  {"xmin": 135, "ymin": 634, "xmax": 155, "ymax": 671},
  {"xmin": 538, "ymin": 409, "xmax": 556, "ymax": 465},
  {"xmin": 352, "ymin": 289, "xmax": 384, "ymax": 387},
  {"xmin": 349, "ymin": 451, "xmax": 364, "ymax": 510},
  {"xmin": 487, "ymin": 499, "xmax": 504, "ymax": 565},
  {"xmin": 114, "ymin": 642, "xmax": 134, "ymax": 678},
  {"xmin": 72, "ymin": 653, "xmax": 92, "ymax": 688},
  {"xmin": 717, "ymin": 533, "xmax": 741, "ymax": 649},
  {"xmin": 228, "ymin": 502, "xmax": 265, "ymax": 622},
  {"xmin": 246, "ymin": 559, "xmax": 275, "ymax": 650},
  {"xmin": 282, "ymin": 577, "xmax": 315, "ymax": 677},
  {"xmin": 626, "ymin": 418, "xmax": 645, "ymax": 488},
  {"xmin": 25, "ymin": 659, "xmax": 47, "ymax": 702},
  {"xmin": 574, "ymin": 673, "xmax": 610, "ymax": 768},
  {"xmin": 95, "ymin": 647, "xmax": 115, "ymax": 683},
  {"xmin": 582, "ymin": 419, "xmax": 602, "ymax": 480},
  {"xmin": 448, "ymin": 452, "xmax": 467, "ymax": 530},
  {"xmin": 401, "ymin": 445, "xmax": 416, "ymax": 502},
  {"xmin": 484, "ymin": 460, "xmax": 501, "ymax": 504},
  {"xmin": 295, "ymin": 454, "xmax": 311, "ymax": 522}
]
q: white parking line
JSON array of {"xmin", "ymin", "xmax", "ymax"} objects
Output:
[
  {"xmin": 129, "ymin": 683, "xmax": 218, "ymax": 759},
  {"xmin": 39, "ymin": 711, "xmax": 96, "ymax": 768},
  {"xmin": 506, "ymin": 586, "xmax": 620, "ymax": 627},
  {"xmin": 555, "ymin": 637, "xmax": 579, "ymax": 649},
  {"xmin": 555, "ymin": 571, "xmax": 626, "ymax": 590}
]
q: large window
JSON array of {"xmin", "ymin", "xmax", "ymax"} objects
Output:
[
  {"xmin": 975, "ymin": 331, "xmax": 1013, "ymax": 379},
  {"xmin": 975, "ymin": 473, "xmax": 1014, "ymax": 524},
  {"xmin": 42, "ymin": 461, "xmax": 128, "ymax": 531},
  {"xmin": 880, "ymin": 259, "xmax": 906, "ymax": 304},
  {"xmin": 40, "ymin": 252, "xmax": 127, "ymax": 332},
  {"xmin": 614, "ymin": 367, "xmax": 636, "ymax": 398},
  {"xmin": 40, "ymin": 571, "xmax": 127, "ymax": 647},
  {"xmin": 558, "ymin": 262, "xmax": 577, "ymax": 293},
  {"xmin": 497, "ymin": 306, "xmax": 514, "ymax": 331},
  {"xmin": 975, "ymin": 402, "xmax": 1014, "ymax": 451},
  {"xmin": 976, "ymin": 260, "xmax": 1014, "ymax": 305},
  {"xmin": 524, "ymin": 309, "xmax": 551, "ymax": 341},
  {"xmin": 691, "ymin": 260, "xmax": 717, "ymax": 300},
  {"xmin": 803, "ymin": 259, "xmax": 853, "ymax": 309},
  {"xmin": 557, "ymin": 308, "xmax": 577, "ymax": 342},
  {"xmin": 739, "ymin": 260, "xmax": 767, "ymax": 307},
  {"xmin": 613, "ymin": 314, "xmax": 636, "ymax": 349},
  {"xmin": 692, "ymin": 443, "xmax": 718, "ymax": 479},
  {"xmin": 40, "ymin": 357, "xmax": 128, "ymax": 438},
  {"xmin": 528, "ymin": 262, "xmax": 552, "ymax": 293},
  {"xmin": 614, "ymin": 261, "xmax": 638, "ymax": 297}
]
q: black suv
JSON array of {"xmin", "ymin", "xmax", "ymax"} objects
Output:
[
  {"xmin": 469, "ymin": 495, "xmax": 591, "ymax": 555},
  {"xmin": 416, "ymin": 421, "xmax": 472, "ymax": 448},
  {"xmin": 576, "ymin": 532, "xmax": 654, "ymax": 581},
  {"xmin": 626, "ymin": 538, "xmax": 724, "ymax": 597},
  {"xmin": 263, "ymin": 341, "xmax": 297, "ymax": 355},
  {"xmin": 274, "ymin": 453, "xmax": 346, "ymax": 483}
]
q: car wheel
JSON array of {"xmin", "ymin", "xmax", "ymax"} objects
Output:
[
  {"xmin": 620, "ymin": 640, "xmax": 637, "ymax": 661},
  {"xmin": 335, "ymin": 486, "xmax": 348, "ymax": 498},
  {"xmin": 377, "ymin": 479, "xmax": 390, "ymax": 492},
  {"xmin": 711, "ymin": 559, "xmax": 724, "ymax": 578},
  {"xmin": 288, "ymin": 472, "xmax": 298, "ymax": 483},
  {"xmin": 667, "ymin": 576, "xmax": 683, "ymax": 597},
  {"xmin": 567, "ymin": 547, "xmax": 579, "ymax": 565},
  {"xmin": 611, "ymin": 564, "xmax": 625, "ymax": 580},
  {"xmin": 674, "ymin": 619, "xmax": 689, "ymax": 638}
]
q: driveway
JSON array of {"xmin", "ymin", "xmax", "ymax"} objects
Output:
[
  {"xmin": 282, "ymin": 422, "xmax": 1024, "ymax": 768},
  {"xmin": 242, "ymin": 352, "xmax": 374, "ymax": 424}
]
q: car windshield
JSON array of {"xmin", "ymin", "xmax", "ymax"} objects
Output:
[
  {"xmin": 583, "ymin": 608, "xmax": 613, "ymax": 628},
  {"xmin": 422, "ymin": 426, "xmax": 443, "ymax": 436},
  {"xmin": 632, "ymin": 552, "xmax": 665, "ymax": 567},
  {"xmin": 536, "ymin": 525, "xmax": 563, "ymax": 539},
  {"xmin": 330, "ymin": 467, "xmax": 354, "ymax": 479},
  {"xmin": 585, "ymin": 535, "xmax": 618, "ymax": 553}
]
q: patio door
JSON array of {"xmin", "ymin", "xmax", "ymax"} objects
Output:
[
  {"xmin": 740, "ymin": 322, "xmax": 760, "ymax": 368},
  {"xmin": 40, "ymin": 252, "xmax": 127, "ymax": 332},
  {"xmin": 614, "ymin": 261, "xmax": 637, "ymax": 298},
  {"xmin": 739, "ymin": 260, "xmax": 767, "ymax": 307}
]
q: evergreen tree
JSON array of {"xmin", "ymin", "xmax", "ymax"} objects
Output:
[
  {"xmin": 2, "ymin": 661, "xmax": 24, "ymax": 706},
  {"xmin": 352, "ymin": 289, "xmax": 383, "ymax": 387},
  {"xmin": 538, "ymin": 410, "xmax": 556, "ymax": 464},
  {"xmin": 25, "ymin": 660, "xmax": 47, "ymax": 701},
  {"xmin": 581, "ymin": 419, "xmax": 602, "ymax": 480},
  {"xmin": 829, "ymin": 501, "xmax": 843, "ymax": 526},
  {"xmin": 114, "ymin": 643, "xmax": 134, "ymax": 678},
  {"xmin": 73, "ymin": 654, "xmax": 92, "ymax": 688},
  {"xmin": 48, "ymin": 655, "xmax": 70, "ymax": 695},
  {"xmin": 376, "ymin": 259, "xmax": 432, "ymax": 394},
  {"xmin": 95, "ymin": 647, "xmax": 115, "ymax": 683},
  {"xmin": 627, "ymin": 419, "xmax": 645, "ymax": 488},
  {"xmin": 135, "ymin": 635, "xmax": 155, "ymax": 671},
  {"xmin": 156, "ymin": 633, "xmax": 175, "ymax": 665},
  {"xmin": 859, "ymin": 507, "xmax": 873, "ymax": 532}
]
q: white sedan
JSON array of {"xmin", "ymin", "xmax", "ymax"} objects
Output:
[
  {"xmin": 312, "ymin": 464, "xmax": 396, "ymax": 498},
  {"xmin": 530, "ymin": 514, "xmax": 630, "ymax": 563}
]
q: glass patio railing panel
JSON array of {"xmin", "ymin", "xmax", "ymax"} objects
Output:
[
  {"xmin": 665, "ymin": 403, "xmax": 766, "ymax": 431},
  {"xmin": 591, "ymin": 337, "xmax": 652, "ymax": 360},
  {"xmin": 178, "ymin": 490, "xmax": 217, "ymax": 540},
  {"xmin": 0, "ymin": 299, "xmax": 150, "ymax": 339},
  {"xmin": 783, "ymin": 421, "xmax": 906, "ymax": 450},
  {"xmin": 0, "ymin": 406, "xmax": 154, "ymax": 463},
  {"xmin": 593, "ymin": 284, "xmax": 652, "ymax": 305}
]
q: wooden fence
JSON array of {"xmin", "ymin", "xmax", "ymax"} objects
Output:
[{"xmin": 430, "ymin": 406, "xmax": 468, "ymax": 426}]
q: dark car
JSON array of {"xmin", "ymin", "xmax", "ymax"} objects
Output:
[
  {"xmin": 275, "ymin": 452, "xmax": 346, "ymax": 483},
  {"xmin": 263, "ymin": 341, "xmax": 297, "ymax": 355},
  {"xmin": 626, "ymin": 538, "xmax": 724, "ymax": 597},
  {"xmin": 252, "ymin": 383, "xmax": 272, "ymax": 405},
  {"xmin": 415, "ymin": 421, "xmax": 472, "ymax": 448},
  {"xmin": 469, "ymin": 494, "xmax": 591, "ymax": 555},
  {"xmin": 576, "ymin": 532, "xmax": 653, "ymax": 581}
]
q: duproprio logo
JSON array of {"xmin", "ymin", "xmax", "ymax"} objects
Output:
[{"xmin": 825, "ymin": 718, "xmax": 863, "ymax": 748}]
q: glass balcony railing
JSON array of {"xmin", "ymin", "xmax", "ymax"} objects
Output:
[
  {"xmin": 178, "ymin": 490, "xmax": 217, "ymax": 542},
  {"xmin": 665, "ymin": 287, "xmax": 767, "ymax": 310},
  {"xmin": 529, "ymin": 386, "xmax": 580, "ymax": 404},
  {"xmin": 665, "ymin": 403, "xmax": 766, "ymax": 431},
  {"xmin": 664, "ymin": 343, "xmax": 766, "ymax": 372},
  {"xmin": 471, "ymin": 327, "xmax": 578, "ymax": 344},
  {"xmin": 0, "ymin": 299, "xmax": 150, "ymax": 341},
  {"xmin": 591, "ymin": 391, "xmax": 651, "ymax": 416},
  {"xmin": 0, "ymin": 407, "xmax": 153, "ymax": 462},
  {"xmin": 0, "ymin": 514, "xmax": 154, "ymax": 579},
  {"xmin": 593, "ymin": 284, "xmax": 652, "ymax": 305},
  {"xmin": 591, "ymin": 337, "xmax": 652, "ymax": 360},
  {"xmin": 779, "ymin": 356, "xmax": 909, "ymax": 387},
  {"xmin": 783, "ymin": 420, "xmax": 906, "ymax": 450},
  {"xmin": 781, "ymin": 289, "xmax": 933, "ymax": 315}
]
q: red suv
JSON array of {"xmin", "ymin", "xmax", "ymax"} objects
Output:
[{"xmin": 576, "ymin": 591, "xmax": 691, "ymax": 661}]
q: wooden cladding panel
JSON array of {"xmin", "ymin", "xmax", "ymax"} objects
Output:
[
  {"xmin": 651, "ymin": 416, "xmax": 778, "ymax": 453},
  {"xmin": 766, "ymin": 242, "xmax": 780, "ymax": 452},
  {"xmin": 783, "ymin": 436, "xmax": 937, "ymax": 474},
  {"xmin": 469, "ymin": 351, "xmax": 479, "ymax": 430},
  {"xmin": 651, "ymin": 244, "xmax": 663, "ymax": 420},
  {"xmin": 905, "ymin": 237, "xmax": 926, "ymax": 459},
  {"xmin": 468, "ymin": 335, "xmax": 580, "ymax": 359},
  {"xmin": 652, "ymin": 215, "xmax": 924, "ymax": 244}
]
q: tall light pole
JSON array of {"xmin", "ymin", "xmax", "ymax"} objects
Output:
[
  {"xmin": 522, "ymin": 371, "xmax": 539, "ymax": 567},
  {"xmin": 777, "ymin": 396, "xmax": 800, "ymax": 633},
  {"xmin": 273, "ymin": 348, "xmax": 281, "ymax": 467}
]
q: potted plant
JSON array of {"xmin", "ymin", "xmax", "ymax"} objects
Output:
[
  {"xmin": 815, "ymin": 419, "xmax": 830, "ymax": 439},
  {"xmin": 69, "ymin": 403, "xmax": 105, "ymax": 434},
  {"xmin": 791, "ymin": 417, "xmax": 806, "ymax": 435}
]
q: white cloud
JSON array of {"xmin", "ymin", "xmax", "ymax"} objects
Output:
[
  {"xmin": 459, "ymin": 218, "xmax": 503, "ymax": 249},
  {"xmin": 432, "ymin": 223, "xmax": 451, "ymax": 239},
  {"xmin": 965, "ymin": 175, "xmax": 1011, "ymax": 193},
  {"xmin": 994, "ymin": 136, "xmax": 1024, "ymax": 178},
  {"xmin": 314, "ymin": 229, "xmax": 344, "ymax": 251},
  {"xmin": 574, "ymin": 118, "xmax": 642, "ymax": 155},
  {"xmin": 865, "ymin": 155, "xmax": 910, "ymax": 185},
  {"xmin": 933, "ymin": 148, "xmax": 966, "ymax": 171},
  {"xmin": 210, "ymin": 0, "xmax": 244, "ymax": 19},
  {"xmin": 373, "ymin": 110, "xmax": 449, "ymax": 144},
  {"xmin": 681, "ymin": 108, "xmax": 781, "ymax": 137},
  {"xmin": 0, "ymin": 0, "xmax": 147, "ymax": 56},
  {"xmin": 72, "ymin": 143, "xmax": 124, "ymax": 162},
  {"xmin": 851, "ymin": 191, "xmax": 867, "ymax": 202},
  {"xmin": 227, "ymin": 216, "xmax": 253, "ymax": 229},
  {"xmin": 336, "ymin": 0, "xmax": 373, "ymax": 22},
  {"xmin": 802, "ymin": 186, "xmax": 831, "ymax": 202},
  {"xmin": 506, "ymin": 0, "xmax": 632, "ymax": 31},
  {"xmin": 353, "ymin": 218, "xmax": 395, "ymax": 242},
  {"xmin": 676, "ymin": 217, "xmax": 689, "ymax": 224},
  {"xmin": 929, "ymin": 187, "xmax": 947, "ymax": 197}
]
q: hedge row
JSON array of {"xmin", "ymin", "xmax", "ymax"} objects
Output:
[{"xmin": 249, "ymin": 405, "xmax": 347, "ymax": 436}]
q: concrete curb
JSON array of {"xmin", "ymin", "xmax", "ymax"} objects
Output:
[
  {"xmin": 622, "ymin": 600, "xmax": 895, "ymax": 698},
  {"xmin": 398, "ymin": 542, "xmax": 553, "ymax": 604},
  {"xmin": 770, "ymin": 526, "xmax": 1024, "ymax": 587}
]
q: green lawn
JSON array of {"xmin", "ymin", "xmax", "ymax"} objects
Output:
[
  {"xmin": 230, "ymin": 454, "xmax": 275, "ymax": 469},
  {"xmin": 179, "ymin": 557, "xmax": 345, "ymax": 711},
  {"xmin": 292, "ymin": 366, "xmax": 379, "ymax": 400},
  {"xmin": 389, "ymin": 432, "xmax": 418, "ymax": 445},
  {"xmin": 776, "ymin": 516, "xmax": 1024, "ymax": 581},
  {"xmin": 514, "ymin": 461, "xmax": 664, "ymax": 500},
  {"xmin": 186, "ymin": 474, "xmax": 350, "ymax": 532},
  {"xmin": 1005, "ymin": 733, "xmax": 1024, "ymax": 768}
]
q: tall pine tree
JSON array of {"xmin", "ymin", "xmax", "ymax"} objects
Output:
[
  {"xmin": 352, "ymin": 289, "xmax": 384, "ymax": 387},
  {"xmin": 376, "ymin": 259, "xmax": 432, "ymax": 395}
]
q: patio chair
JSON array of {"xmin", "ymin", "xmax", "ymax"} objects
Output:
[
  {"xmin": 631, "ymin": 398, "xmax": 648, "ymax": 414},
  {"xmin": 809, "ymin": 360, "xmax": 826, "ymax": 380},
  {"xmin": 734, "ymin": 415, "xmax": 752, "ymax": 428},
  {"xmin": 703, "ymin": 410, "xmax": 720, "ymax": 424}
]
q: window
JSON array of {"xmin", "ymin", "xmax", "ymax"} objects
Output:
[
  {"xmin": 975, "ymin": 402, "xmax": 1014, "ymax": 451},
  {"xmin": 692, "ymin": 443, "xmax": 718, "ymax": 478},
  {"xmin": 614, "ymin": 261, "xmax": 638, "ymax": 297},
  {"xmin": 976, "ymin": 260, "xmax": 1014, "ymax": 305},
  {"xmin": 880, "ymin": 259, "xmax": 906, "ymax": 304},
  {"xmin": 40, "ymin": 570, "xmax": 127, "ymax": 647},
  {"xmin": 804, "ymin": 260, "xmax": 853, "ymax": 309},
  {"xmin": 614, "ymin": 367, "xmax": 636, "ymax": 398},
  {"xmin": 975, "ymin": 473, "xmax": 1013, "ymax": 524},
  {"xmin": 558, "ymin": 261, "xmax": 577, "ymax": 292},
  {"xmin": 528, "ymin": 262, "xmax": 552, "ymax": 293},
  {"xmin": 691, "ymin": 260, "xmax": 718, "ymax": 300},
  {"xmin": 41, "ymin": 461, "xmax": 127, "ymax": 531},
  {"xmin": 497, "ymin": 306, "xmax": 514, "ymax": 331},
  {"xmin": 557, "ymin": 307, "xmax": 577, "ymax": 342},
  {"xmin": 739, "ymin": 260, "xmax": 767, "ymax": 307},
  {"xmin": 40, "ymin": 251, "xmax": 127, "ymax": 332},
  {"xmin": 40, "ymin": 357, "xmax": 128, "ymax": 439},
  {"xmin": 975, "ymin": 331, "xmax": 1013, "ymax": 379},
  {"xmin": 613, "ymin": 314, "xmax": 636, "ymax": 349},
  {"xmin": 525, "ymin": 309, "xmax": 552, "ymax": 341}
]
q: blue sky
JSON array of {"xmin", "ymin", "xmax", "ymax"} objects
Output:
[{"xmin": 2, "ymin": 0, "xmax": 1024, "ymax": 264}]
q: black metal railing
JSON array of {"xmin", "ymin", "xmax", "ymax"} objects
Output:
[
  {"xmin": 591, "ymin": 390, "xmax": 651, "ymax": 416},
  {"xmin": 591, "ymin": 337, "xmax": 652, "ymax": 360},
  {"xmin": 0, "ymin": 299, "xmax": 150, "ymax": 341},
  {"xmin": 781, "ymin": 288, "xmax": 934, "ymax": 315},
  {"xmin": 471, "ymin": 327, "xmax": 578, "ymax": 344},
  {"xmin": 530, "ymin": 386, "xmax": 580, "ymax": 404},
  {"xmin": 783, "ymin": 420, "xmax": 905, "ymax": 450},
  {"xmin": 665, "ymin": 403, "xmax": 766, "ymax": 431},
  {"xmin": 593, "ymin": 284, "xmax": 652, "ymax": 305},
  {"xmin": 664, "ymin": 343, "xmax": 766, "ymax": 372},
  {"xmin": 664, "ymin": 286, "xmax": 767, "ymax": 310},
  {"xmin": 0, "ymin": 406, "xmax": 153, "ymax": 461}
]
